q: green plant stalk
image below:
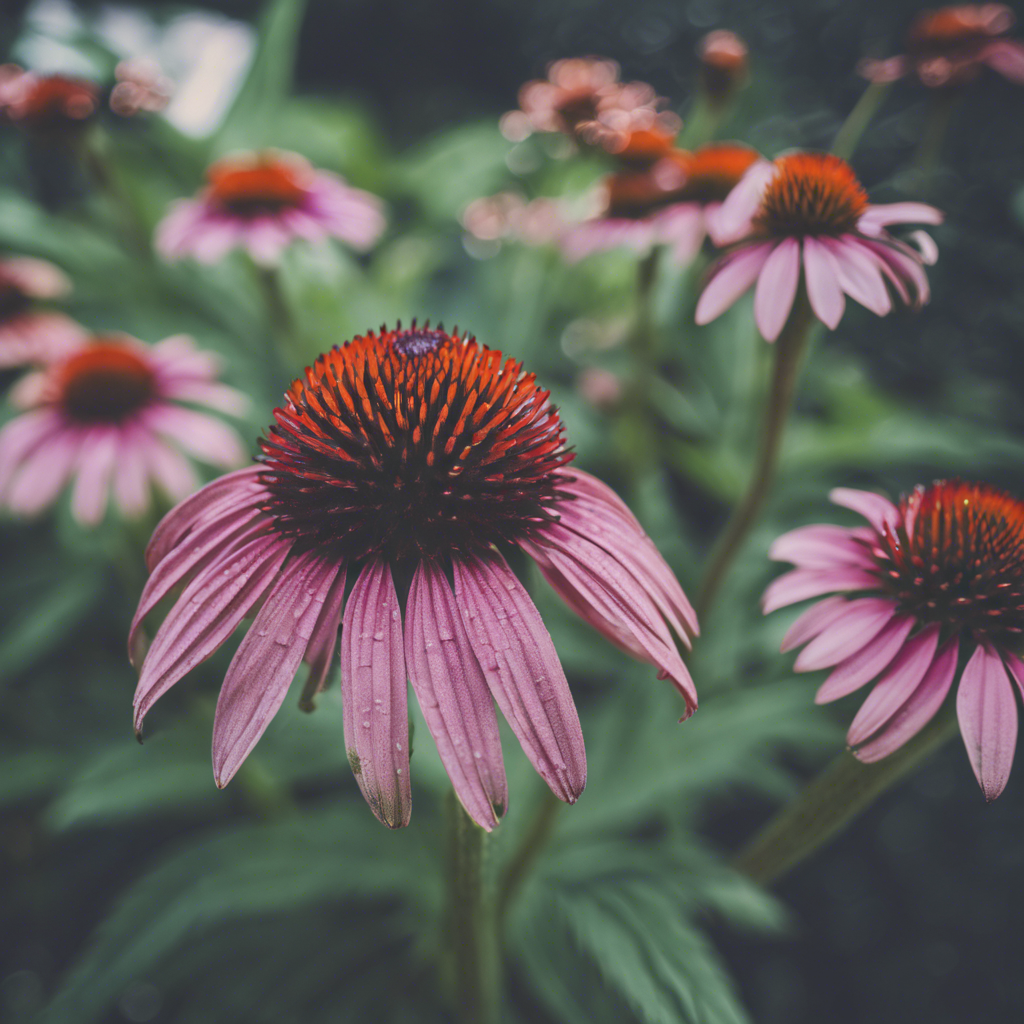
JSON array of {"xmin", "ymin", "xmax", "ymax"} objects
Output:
[
  {"xmin": 831, "ymin": 80, "xmax": 891, "ymax": 161},
  {"xmin": 734, "ymin": 706, "xmax": 959, "ymax": 885},
  {"xmin": 253, "ymin": 262, "xmax": 296, "ymax": 392},
  {"xmin": 914, "ymin": 89, "xmax": 958, "ymax": 195},
  {"xmin": 696, "ymin": 291, "xmax": 815, "ymax": 619},
  {"xmin": 497, "ymin": 786, "xmax": 562, "ymax": 924},
  {"xmin": 445, "ymin": 793, "xmax": 500, "ymax": 1024}
]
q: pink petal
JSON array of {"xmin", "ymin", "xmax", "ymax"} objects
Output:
[
  {"xmin": 144, "ymin": 440, "xmax": 199, "ymax": 504},
  {"xmin": 829, "ymin": 487, "xmax": 900, "ymax": 535},
  {"xmin": 857, "ymin": 203, "xmax": 944, "ymax": 230},
  {"xmin": 406, "ymin": 560, "xmax": 508, "ymax": 831},
  {"xmin": 846, "ymin": 624, "xmax": 941, "ymax": 745},
  {"xmin": 0, "ymin": 409, "xmax": 62, "ymax": 494},
  {"xmin": 300, "ymin": 566, "xmax": 349, "ymax": 700},
  {"xmin": 815, "ymin": 615, "xmax": 916, "ymax": 704},
  {"xmin": 452, "ymin": 551, "xmax": 586, "ymax": 803},
  {"xmin": 213, "ymin": 550, "xmax": 342, "ymax": 786},
  {"xmin": 710, "ymin": 159, "xmax": 775, "ymax": 245},
  {"xmin": 779, "ymin": 595, "xmax": 850, "ymax": 652},
  {"xmin": 822, "ymin": 237, "xmax": 892, "ymax": 316},
  {"xmin": 133, "ymin": 533, "xmax": 293, "ymax": 733},
  {"xmin": 794, "ymin": 598, "xmax": 896, "ymax": 671},
  {"xmin": 768, "ymin": 523, "xmax": 875, "ymax": 570},
  {"xmin": 956, "ymin": 644, "xmax": 1019, "ymax": 801},
  {"xmin": 802, "ymin": 236, "xmax": 845, "ymax": 330},
  {"xmin": 653, "ymin": 203, "xmax": 706, "ymax": 265},
  {"xmin": 854, "ymin": 637, "xmax": 958, "ymax": 763},
  {"xmin": 762, "ymin": 566, "xmax": 878, "ymax": 614},
  {"xmin": 694, "ymin": 242, "xmax": 774, "ymax": 326},
  {"xmin": 147, "ymin": 405, "xmax": 247, "ymax": 468},
  {"xmin": 70, "ymin": 429, "xmax": 119, "ymax": 526},
  {"xmin": 855, "ymin": 237, "xmax": 930, "ymax": 308},
  {"xmin": 340, "ymin": 559, "xmax": 412, "ymax": 829},
  {"xmin": 6, "ymin": 430, "xmax": 80, "ymax": 515},
  {"xmin": 753, "ymin": 236, "xmax": 801, "ymax": 342},
  {"xmin": 983, "ymin": 39, "xmax": 1024, "ymax": 83},
  {"xmin": 113, "ymin": 432, "xmax": 152, "ymax": 518}
]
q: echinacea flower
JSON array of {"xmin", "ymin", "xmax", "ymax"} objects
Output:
[
  {"xmin": 0, "ymin": 70, "xmax": 99, "ymax": 135},
  {"xmin": 697, "ymin": 30, "xmax": 749, "ymax": 106},
  {"xmin": 860, "ymin": 5, "xmax": 1024, "ymax": 88},
  {"xmin": 129, "ymin": 324, "xmax": 698, "ymax": 831},
  {"xmin": 156, "ymin": 150, "xmax": 385, "ymax": 266},
  {"xmin": 561, "ymin": 142, "xmax": 761, "ymax": 264},
  {"xmin": 109, "ymin": 57, "xmax": 173, "ymax": 118},
  {"xmin": 0, "ymin": 334, "xmax": 247, "ymax": 524},
  {"xmin": 765, "ymin": 481, "xmax": 1024, "ymax": 800},
  {"xmin": 695, "ymin": 152, "xmax": 943, "ymax": 342},
  {"xmin": 0, "ymin": 256, "xmax": 86, "ymax": 368}
]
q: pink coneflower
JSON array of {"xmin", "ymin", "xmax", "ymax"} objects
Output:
[
  {"xmin": 0, "ymin": 70, "xmax": 99, "ymax": 136},
  {"xmin": 562, "ymin": 142, "xmax": 761, "ymax": 264},
  {"xmin": 695, "ymin": 152, "xmax": 943, "ymax": 342},
  {"xmin": 0, "ymin": 334, "xmax": 247, "ymax": 524},
  {"xmin": 155, "ymin": 150, "xmax": 385, "ymax": 266},
  {"xmin": 765, "ymin": 481, "xmax": 1024, "ymax": 800},
  {"xmin": 129, "ymin": 324, "xmax": 698, "ymax": 831},
  {"xmin": 109, "ymin": 58, "xmax": 173, "ymax": 118},
  {"xmin": 461, "ymin": 192, "xmax": 564, "ymax": 250},
  {"xmin": 0, "ymin": 256, "xmax": 86, "ymax": 368},
  {"xmin": 861, "ymin": 5, "xmax": 1024, "ymax": 88}
]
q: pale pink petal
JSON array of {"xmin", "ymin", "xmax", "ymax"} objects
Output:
[
  {"xmin": 753, "ymin": 236, "xmax": 801, "ymax": 342},
  {"xmin": 794, "ymin": 598, "xmax": 896, "ymax": 671},
  {"xmin": 802, "ymin": 236, "xmax": 845, "ymax": 329},
  {"xmin": 133, "ymin": 533, "xmax": 293, "ymax": 732},
  {"xmin": 855, "ymin": 237, "xmax": 930, "ymax": 307},
  {"xmin": 858, "ymin": 55, "xmax": 908, "ymax": 84},
  {"xmin": 762, "ymin": 566, "xmax": 878, "ymax": 614},
  {"xmin": 652, "ymin": 203, "xmax": 706, "ymax": 265},
  {"xmin": 5, "ymin": 430, "xmax": 81, "ymax": 515},
  {"xmin": 300, "ymin": 566, "xmax": 348, "ymax": 700},
  {"xmin": 163, "ymin": 380, "xmax": 250, "ymax": 417},
  {"xmin": 768, "ymin": 523, "xmax": 875, "ymax": 569},
  {"xmin": 213, "ymin": 550, "xmax": 342, "ymax": 786},
  {"xmin": 406, "ymin": 560, "xmax": 508, "ymax": 831},
  {"xmin": 846, "ymin": 624, "xmax": 941, "ymax": 745},
  {"xmin": 70, "ymin": 429, "xmax": 119, "ymax": 526},
  {"xmin": 340, "ymin": 558, "xmax": 412, "ymax": 829},
  {"xmin": 710, "ymin": 159, "xmax": 775, "ymax": 245},
  {"xmin": 983, "ymin": 39, "xmax": 1024, "ymax": 83},
  {"xmin": 242, "ymin": 219, "xmax": 292, "ymax": 265},
  {"xmin": 144, "ymin": 440, "xmax": 199, "ymax": 504},
  {"xmin": 147, "ymin": 405, "xmax": 247, "ymax": 468},
  {"xmin": 907, "ymin": 230, "xmax": 939, "ymax": 266},
  {"xmin": 155, "ymin": 201, "xmax": 211, "ymax": 260},
  {"xmin": 815, "ymin": 615, "xmax": 915, "ymax": 703},
  {"xmin": 829, "ymin": 487, "xmax": 901, "ymax": 535},
  {"xmin": 1, "ymin": 257, "xmax": 71, "ymax": 298},
  {"xmin": 695, "ymin": 242, "xmax": 775, "ymax": 326},
  {"xmin": 779, "ymin": 595, "xmax": 851, "ymax": 652},
  {"xmin": 957, "ymin": 644, "xmax": 1019, "ymax": 801},
  {"xmin": 855, "ymin": 637, "xmax": 958, "ymax": 763},
  {"xmin": 113, "ymin": 431, "xmax": 152, "ymax": 518},
  {"xmin": 453, "ymin": 551, "xmax": 586, "ymax": 803},
  {"xmin": 822, "ymin": 238, "xmax": 892, "ymax": 316},
  {"xmin": 857, "ymin": 202, "xmax": 944, "ymax": 231},
  {"xmin": 0, "ymin": 409, "xmax": 63, "ymax": 494}
]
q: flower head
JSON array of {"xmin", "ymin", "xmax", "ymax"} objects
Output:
[
  {"xmin": 110, "ymin": 58, "xmax": 173, "ymax": 118},
  {"xmin": 861, "ymin": 5, "xmax": 1024, "ymax": 87},
  {"xmin": 0, "ymin": 256, "xmax": 85, "ymax": 368},
  {"xmin": 695, "ymin": 152, "xmax": 943, "ymax": 341},
  {"xmin": 130, "ymin": 324, "xmax": 698, "ymax": 831},
  {"xmin": 0, "ymin": 70, "xmax": 99, "ymax": 135},
  {"xmin": 765, "ymin": 481, "xmax": 1024, "ymax": 800},
  {"xmin": 156, "ymin": 150, "xmax": 386, "ymax": 266},
  {"xmin": 0, "ymin": 334, "xmax": 247, "ymax": 524},
  {"xmin": 697, "ymin": 30, "xmax": 749, "ymax": 105}
]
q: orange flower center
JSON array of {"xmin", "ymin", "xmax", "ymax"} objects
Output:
[
  {"xmin": 206, "ymin": 157, "xmax": 311, "ymax": 217},
  {"xmin": 57, "ymin": 341, "xmax": 156, "ymax": 423},
  {"xmin": 258, "ymin": 323, "xmax": 573, "ymax": 563},
  {"xmin": 757, "ymin": 153, "xmax": 868, "ymax": 237},
  {"xmin": 875, "ymin": 480, "xmax": 1024, "ymax": 643},
  {"xmin": 908, "ymin": 4, "xmax": 1012, "ymax": 51},
  {"xmin": 671, "ymin": 143, "xmax": 761, "ymax": 203}
]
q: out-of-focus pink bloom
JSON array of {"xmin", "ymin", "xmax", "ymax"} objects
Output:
[
  {"xmin": 577, "ymin": 366, "xmax": 623, "ymax": 412},
  {"xmin": 110, "ymin": 57, "xmax": 174, "ymax": 118},
  {"xmin": 129, "ymin": 324, "xmax": 698, "ymax": 831},
  {"xmin": 561, "ymin": 142, "xmax": 761, "ymax": 264},
  {"xmin": 765, "ymin": 481, "xmax": 1024, "ymax": 801},
  {"xmin": 0, "ymin": 68, "xmax": 99, "ymax": 134},
  {"xmin": 156, "ymin": 150, "xmax": 385, "ymax": 266},
  {"xmin": 461, "ymin": 192, "xmax": 565, "ymax": 248},
  {"xmin": 695, "ymin": 152, "xmax": 943, "ymax": 341},
  {"xmin": 0, "ymin": 334, "xmax": 247, "ymax": 525},
  {"xmin": 697, "ymin": 30, "xmax": 749, "ymax": 105},
  {"xmin": 860, "ymin": 5, "xmax": 1024, "ymax": 87},
  {"xmin": 0, "ymin": 257, "xmax": 86, "ymax": 368}
]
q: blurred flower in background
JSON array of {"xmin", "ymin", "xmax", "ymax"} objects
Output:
[
  {"xmin": 108, "ymin": 56, "xmax": 173, "ymax": 118},
  {"xmin": 696, "ymin": 30, "xmax": 749, "ymax": 108},
  {"xmin": 765, "ymin": 481, "xmax": 1024, "ymax": 800},
  {"xmin": 696, "ymin": 152, "xmax": 943, "ymax": 341},
  {"xmin": 156, "ymin": 150, "xmax": 386, "ymax": 265},
  {"xmin": 0, "ymin": 67, "xmax": 99, "ymax": 137},
  {"xmin": 0, "ymin": 333, "xmax": 247, "ymax": 524},
  {"xmin": 0, "ymin": 256, "xmax": 85, "ymax": 368},
  {"xmin": 130, "ymin": 325, "xmax": 698, "ymax": 831}
]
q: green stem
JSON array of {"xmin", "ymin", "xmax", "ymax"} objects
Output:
[
  {"xmin": 253, "ymin": 263, "xmax": 295, "ymax": 393},
  {"xmin": 497, "ymin": 787, "xmax": 562, "ymax": 924},
  {"xmin": 831, "ymin": 80, "xmax": 891, "ymax": 161},
  {"xmin": 696, "ymin": 292, "xmax": 815, "ymax": 620},
  {"xmin": 913, "ymin": 90, "xmax": 957, "ymax": 196},
  {"xmin": 82, "ymin": 133, "xmax": 153, "ymax": 259},
  {"xmin": 733, "ymin": 706, "xmax": 959, "ymax": 885},
  {"xmin": 446, "ymin": 793, "xmax": 500, "ymax": 1024}
]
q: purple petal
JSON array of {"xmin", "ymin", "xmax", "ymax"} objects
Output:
[
  {"xmin": 846, "ymin": 624, "xmax": 940, "ymax": 745},
  {"xmin": 855, "ymin": 237, "xmax": 930, "ymax": 308},
  {"xmin": 453, "ymin": 551, "xmax": 586, "ymax": 803},
  {"xmin": 779, "ymin": 595, "xmax": 850, "ymax": 652},
  {"xmin": 762, "ymin": 566, "xmax": 878, "ymax": 614},
  {"xmin": 822, "ymin": 237, "xmax": 892, "ymax": 316},
  {"xmin": 854, "ymin": 637, "xmax": 958, "ymax": 763},
  {"xmin": 6, "ymin": 430, "xmax": 80, "ymax": 515},
  {"xmin": 828, "ymin": 487, "xmax": 900, "ymax": 535},
  {"xmin": 794, "ymin": 598, "xmax": 896, "ymax": 671},
  {"xmin": 70, "ymin": 428, "xmax": 119, "ymax": 526},
  {"xmin": 710, "ymin": 159, "xmax": 775, "ymax": 245},
  {"xmin": 768, "ymin": 523, "xmax": 874, "ymax": 570},
  {"xmin": 695, "ymin": 242, "xmax": 774, "ymax": 326},
  {"xmin": 0, "ymin": 409, "xmax": 63, "ymax": 494},
  {"xmin": 300, "ymin": 566, "xmax": 348, "ymax": 701},
  {"xmin": 146, "ymin": 405, "xmax": 247, "ymax": 468},
  {"xmin": 983, "ymin": 39, "xmax": 1024, "ymax": 83},
  {"xmin": 340, "ymin": 559, "xmax": 412, "ymax": 829},
  {"xmin": 213, "ymin": 551, "xmax": 342, "ymax": 786},
  {"xmin": 857, "ymin": 202, "xmax": 944, "ymax": 231},
  {"xmin": 815, "ymin": 615, "xmax": 915, "ymax": 704},
  {"xmin": 406, "ymin": 560, "xmax": 508, "ymax": 831},
  {"xmin": 802, "ymin": 237, "xmax": 845, "ymax": 330},
  {"xmin": 956, "ymin": 644, "xmax": 1019, "ymax": 801},
  {"xmin": 753, "ymin": 237, "xmax": 801, "ymax": 342}
]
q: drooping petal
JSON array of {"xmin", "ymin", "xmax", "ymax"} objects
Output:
[
  {"xmin": 829, "ymin": 487, "xmax": 901, "ymax": 535},
  {"xmin": 794, "ymin": 598, "xmax": 896, "ymax": 671},
  {"xmin": 710, "ymin": 159, "xmax": 775, "ymax": 245},
  {"xmin": 762, "ymin": 566, "xmax": 878, "ymax": 614},
  {"xmin": 70, "ymin": 428, "xmax": 119, "ymax": 526},
  {"xmin": 300, "ymin": 566, "xmax": 348, "ymax": 704},
  {"xmin": 846, "ymin": 624, "xmax": 940, "ymax": 745},
  {"xmin": 779, "ymin": 595, "xmax": 851, "ymax": 652},
  {"xmin": 753, "ymin": 236, "xmax": 801, "ymax": 342},
  {"xmin": 453, "ymin": 551, "xmax": 586, "ymax": 803},
  {"xmin": 5, "ymin": 430, "xmax": 81, "ymax": 516},
  {"xmin": 695, "ymin": 242, "xmax": 775, "ymax": 326},
  {"xmin": 855, "ymin": 237, "xmax": 930, "ymax": 308},
  {"xmin": 857, "ymin": 202, "xmax": 944, "ymax": 231},
  {"xmin": 854, "ymin": 637, "xmax": 958, "ymax": 763},
  {"xmin": 340, "ymin": 558, "xmax": 412, "ymax": 829},
  {"xmin": 823, "ymin": 237, "xmax": 892, "ymax": 316},
  {"xmin": 213, "ymin": 550, "xmax": 342, "ymax": 786},
  {"xmin": 802, "ymin": 237, "xmax": 845, "ymax": 329},
  {"xmin": 0, "ymin": 409, "xmax": 63, "ymax": 495},
  {"xmin": 983, "ymin": 39, "xmax": 1024, "ymax": 83},
  {"xmin": 815, "ymin": 615, "xmax": 915, "ymax": 704},
  {"xmin": 112, "ymin": 430, "xmax": 153, "ymax": 518},
  {"xmin": 956, "ymin": 644, "xmax": 1019, "ymax": 801},
  {"xmin": 406, "ymin": 560, "xmax": 508, "ymax": 831},
  {"xmin": 146, "ymin": 405, "xmax": 247, "ymax": 468},
  {"xmin": 768, "ymin": 523, "xmax": 875, "ymax": 570}
]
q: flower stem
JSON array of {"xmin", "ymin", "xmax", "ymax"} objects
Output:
[
  {"xmin": 913, "ymin": 90, "xmax": 957, "ymax": 196},
  {"xmin": 497, "ymin": 786, "xmax": 562, "ymax": 923},
  {"xmin": 445, "ymin": 792, "xmax": 500, "ymax": 1024},
  {"xmin": 831, "ymin": 80, "xmax": 891, "ymax": 161},
  {"xmin": 620, "ymin": 248, "xmax": 661, "ymax": 481},
  {"xmin": 733, "ymin": 705, "xmax": 959, "ymax": 885},
  {"xmin": 252, "ymin": 263, "xmax": 295, "ymax": 393},
  {"xmin": 696, "ymin": 291, "xmax": 815, "ymax": 620}
]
